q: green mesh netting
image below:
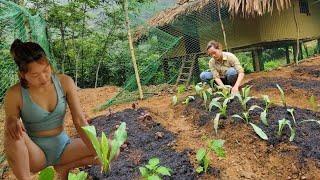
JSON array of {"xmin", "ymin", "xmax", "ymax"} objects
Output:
[
  {"xmin": 0, "ymin": 0, "xmax": 55, "ymax": 102},
  {"xmin": 96, "ymin": 1, "xmax": 230, "ymax": 110}
]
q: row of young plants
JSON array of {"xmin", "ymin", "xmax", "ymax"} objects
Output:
[{"xmin": 172, "ymin": 82, "xmax": 320, "ymax": 142}]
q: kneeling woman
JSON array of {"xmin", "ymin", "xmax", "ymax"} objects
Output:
[
  {"xmin": 200, "ymin": 40, "xmax": 245, "ymax": 95},
  {"xmin": 4, "ymin": 40, "xmax": 99, "ymax": 180}
]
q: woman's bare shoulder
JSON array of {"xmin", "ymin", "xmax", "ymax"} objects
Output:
[
  {"xmin": 56, "ymin": 74, "xmax": 75, "ymax": 92},
  {"xmin": 6, "ymin": 83, "xmax": 21, "ymax": 96},
  {"xmin": 4, "ymin": 83, "xmax": 22, "ymax": 107}
]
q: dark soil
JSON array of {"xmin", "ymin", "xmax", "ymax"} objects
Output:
[
  {"xmin": 86, "ymin": 108, "xmax": 199, "ymax": 180},
  {"xmin": 186, "ymin": 97, "xmax": 320, "ymax": 161},
  {"xmin": 293, "ymin": 65, "xmax": 320, "ymax": 78},
  {"xmin": 245, "ymin": 77, "xmax": 320, "ymax": 96}
]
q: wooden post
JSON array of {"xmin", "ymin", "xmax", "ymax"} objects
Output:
[
  {"xmin": 285, "ymin": 46, "xmax": 290, "ymax": 64},
  {"xmin": 303, "ymin": 42, "xmax": 309, "ymax": 57},
  {"xmin": 299, "ymin": 42, "xmax": 303, "ymax": 60},
  {"xmin": 252, "ymin": 49, "xmax": 261, "ymax": 72},
  {"xmin": 258, "ymin": 49, "xmax": 264, "ymax": 71},
  {"xmin": 293, "ymin": 43, "xmax": 298, "ymax": 62},
  {"xmin": 124, "ymin": 0, "xmax": 143, "ymax": 99}
]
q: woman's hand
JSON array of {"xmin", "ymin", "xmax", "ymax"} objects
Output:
[{"xmin": 6, "ymin": 119, "xmax": 25, "ymax": 140}]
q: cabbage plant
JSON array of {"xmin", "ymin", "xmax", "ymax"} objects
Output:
[{"xmin": 139, "ymin": 157, "xmax": 172, "ymax": 180}]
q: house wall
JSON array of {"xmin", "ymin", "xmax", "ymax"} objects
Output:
[{"xmin": 165, "ymin": 0, "xmax": 320, "ymax": 58}]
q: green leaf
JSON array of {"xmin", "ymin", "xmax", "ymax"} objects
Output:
[
  {"xmin": 196, "ymin": 148, "xmax": 206, "ymax": 162},
  {"xmin": 232, "ymin": 114, "xmax": 243, "ymax": 120},
  {"xmin": 101, "ymin": 132, "xmax": 109, "ymax": 173},
  {"xmin": 249, "ymin": 123, "xmax": 268, "ymax": 140},
  {"xmin": 276, "ymin": 84, "xmax": 286, "ymax": 106},
  {"xmin": 209, "ymin": 97, "xmax": 222, "ymax": 111},
  {"xmin": 203, "ymin": 91, "xmax": 208, "ymax": 106},
  {"xmin": 38, "ymin": 166, "xmax": 55, "ymax": 180},
  {"xmin": 289, "ymin": 127, "xmax": 296, "ymax": 142},
  {"xmin": 195, "ymin": 85, "xmax": 202, "ymax": 94},
  {"xmin": 139, "ymin": 167, "xmax": 149, "ymax": 177},
  {"xmin": 260, "ymin": 110, "xmax": 268, "ymax": 126},
  {"xmin": 287, "ymin": 108, "xmax": 296, "ymax": 126},
  {"xmin": 203, "ymin": 155, "xmax": 210, "ymax": 173},
  {"xmin": 213, "ymin": 113, "xmax": 220, "ymax": 135},
  {"xmin": 76, "ymin": 171, "xmax": 88, "ymax": 180},
  {"xmin": 110, "ymin": 122, "xmax": 127, "ymax": 161},
  {"xmin": 68, "ymin": 172, "xmax": 77, "ymax": 180},
  {"xmin": 248, "ymin": 105, "xmax": 262, "ymax": 112},
  {"xmin": 196, "ymin": 166, "xmax": 204, "ymax": 173},
  {"xmin": 148, "ymin": 158, "xmax": 160, "ymax": 168},
  {"xmin": 147, "ymin": 175, "xmax": 161, "ymax": 180},
  {"xmin": 156, "ymin": 166, "xmax": 171, "ymax": 176},
  {"xmin": 177, "ymin": 84, "xmax": 186, "ymax": 94},
  {"xmin": 300, "ymin": 119, "xmax": 320, "ymax": 126},
  {"xmin": 82, "ymin": 126, "xmax": 102, "ymax": 162},
  {"xmin": 209, "ymin": 139, "xmax": 226, "ymax": 158}
]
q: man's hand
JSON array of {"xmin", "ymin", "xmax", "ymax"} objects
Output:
[{"xmin": 231, "ymin": 86, "xmax": 239, "ymax": 95}]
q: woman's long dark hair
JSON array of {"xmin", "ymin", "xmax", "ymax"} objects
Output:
[{"xmin": 10, "ymin": 39, "xmax": 49, "ymax": 88}]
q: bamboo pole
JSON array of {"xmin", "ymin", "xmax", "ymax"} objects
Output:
[
  {"xmin": 217, "ymin": 0, "xmax": 229, "ymax": 51},
  {"xmin": 124, "ymin": 0, "xmax": 144, "ymax": 100}
]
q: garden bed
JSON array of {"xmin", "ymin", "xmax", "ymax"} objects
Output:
[
  {"xmin": 86, "ymin": 108, "xmax": 200, "ymax": 179},
  {"xmin": 182, "ymin": 96, "xmax": 320, "ymax": 179}
]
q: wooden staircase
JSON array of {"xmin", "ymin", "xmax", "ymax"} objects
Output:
[{"xmin": 176, "ymin": 54, "xmax": 197, "ymax": 86}]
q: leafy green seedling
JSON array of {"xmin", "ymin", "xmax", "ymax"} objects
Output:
[
  {"xmin": 262, "ymin": 95, "xmax": 271, "ymax": 112},
  {"xmin": 172, "ymin": 95, "xmax": 178, "ymax": 106},
  {"xmin": 38, "ymin": 166, "xmax": 55, "ymax": 180},
  {"xmin": 195, "ymin": 83, "xmax": 211, "ymax": 108},
  {"xmin": 68, "ymin": 171, "xmax": 88, "ymax": 180},
  {"xmin": 196, "ymin": 148, "xmax": 210, "ymax": 173},
  {"xmin": 276, "ymin": 84, "xmax": 286, "ymax": 107},
  {"xmin": 139, "ymin": 158, "xmax": 172, "ymax": 180},
  {"xmin": 235, "ymin": 85, "xmax": 253, "ymax": 111},
  {"xmin": 308, "ymin": 95, "xmax": 318, "ymax": 112},
  {"xmin": 287, "ymin": 108, "xmax": 297, "ymax": 126},
  {"xmin": 182, "ymin": 96, "xmax": 195, "ymax": 105},
  {"xmin": 82, "ymin": 122, "xmax": 127, "ymax": 173},
  {"xmin": 177, "ymin": 84, "xmax": 186, "ymax": 94},
  {"xmin": 209, "ymin": 97, "xmax": 230, "ymax": 117},
  {"xmin": 208, "ymin": 139, "xmax": 226, "ymax": 158},
  {"xmin": 232, "ymin": 105, "xmax": 262, "ymax": 124},
  {"xmin": 277, "ymin": 118, "xmax": 295, "ymax": 141},
  {"xmin": 249, "ymin": 123, "xmax": 268, "ymax": 140},
  {"xmin": 214, "ymin": 85, "xmax": 232, "ymax": 100}
]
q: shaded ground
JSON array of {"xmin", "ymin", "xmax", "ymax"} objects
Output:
[{"xmin": 1, "ymin": 56, "xmax": 320, "ymax": 179}]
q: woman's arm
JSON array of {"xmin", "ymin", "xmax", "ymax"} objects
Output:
[
  {"xmin": 4, "ymin": 85, "xmax": 25, "ymax": 140},
  {"xmin": 61, "ymin": 75, "xmax": 95, "ymax": 153}
]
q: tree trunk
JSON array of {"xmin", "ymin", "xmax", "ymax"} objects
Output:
[{"xmin": 94, "ymin": 60, "xmax": 102, "ymax": 88}]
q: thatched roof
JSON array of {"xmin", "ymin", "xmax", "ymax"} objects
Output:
[{"xmin": 148, "ymin": 0, "xmax": 292, "ymax": 27}]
